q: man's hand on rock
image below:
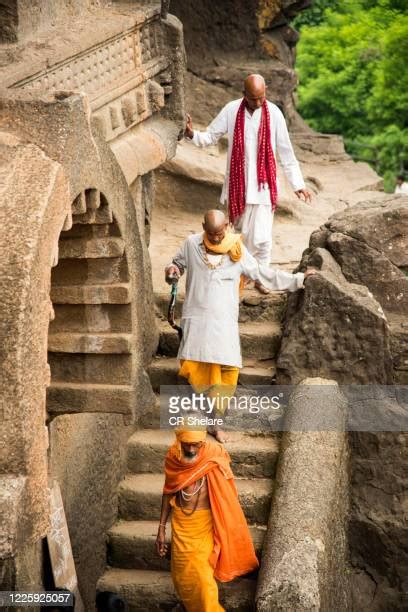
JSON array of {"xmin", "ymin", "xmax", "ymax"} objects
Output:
[
  {"xmin": 295, "ymin": 188, "xmax": 312, "ymax": 203},
  {"xmin": 304, "ymin": 267, "xmax": 318, "ymax": 281},
  {"xmin": 165, "ymin": 265, "xmax": 180, "ymax": 284},
  {"xmin": 184, "ymin": 113, "xmax": 194, "ymax": 139}
]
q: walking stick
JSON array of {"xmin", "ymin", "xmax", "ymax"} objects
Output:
[{"xmin": 167, "ymin": 277, "xmax": 183, "ymax": 341}]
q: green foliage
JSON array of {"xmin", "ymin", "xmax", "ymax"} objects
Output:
[
  {"xmin": 293, "ymin": 0, "xmax": 341, "ymax": 29},
  {"xmin": 295, "ymin": 1, "xmax": 408, "ymax": 188}
]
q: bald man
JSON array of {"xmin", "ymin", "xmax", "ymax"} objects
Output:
[
  {"xmin": 185, "ymin": 74, "xmax": 311, "ymax": 294},
  {"xmin": 165, "ymin": 210, "xmax": 316, "ymax": 442}
]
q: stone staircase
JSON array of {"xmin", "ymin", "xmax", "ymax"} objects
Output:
[{"xmin": 97, "ymin": 290, "xmax": 287, "ymax": 611}]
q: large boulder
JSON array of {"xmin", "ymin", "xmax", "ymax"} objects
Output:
[
  {"xmin": 325, "ymin": 195, "xmax": 408, "ymax": 268},
  {"xmin": 326, "ymin": 232, "xmax": 408, "ymax": 316},
  {"xmin": 305, "ymin": 196, "xmax": 408, "ymax": 383},
  {"xmin": 277, "ymin": 248, "xmax": 393, "ymax": 385}
]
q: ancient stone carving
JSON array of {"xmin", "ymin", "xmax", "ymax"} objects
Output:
[{"xmin": 11, "ymin": 18, "xmax": 172, "ymax": 144}]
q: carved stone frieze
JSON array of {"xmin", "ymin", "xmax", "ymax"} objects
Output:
[{"xmin": 10, "ymin": 17, "xmax": 171, "ymax": 143}]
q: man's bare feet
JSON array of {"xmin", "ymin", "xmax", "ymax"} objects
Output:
[
  {"xmin": 254, "ymin": 280, "xmax": 270, "ymax": 294},
  {"xmin": 207, "ymin": 426, "xmax": 228, "ymax": 444}
]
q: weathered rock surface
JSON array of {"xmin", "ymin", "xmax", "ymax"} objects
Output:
[
  {"xmin": 172, "ymin": 0, "xmax": 313, "ymax": 129},
  {"xmin": 277, "ymin": 196, "xmax": 408, "ymax": 611},
  {"xmin": 306, "ymin": 196, "xmax": 408, "ymax": 378},
  {"xmin": 325, "ymin": 196, "xmax": 408, "ymax": 268},
  {"xmin": 277, "ymin": 248, "xmax": 393, "ymax": 385},
  {"xmin": 349, "ymin": 429, "xmax": 408, "ymax": 611},
  {"xmin": 326, "ymin": 232, "xmax": 408, "ymax": 315}
]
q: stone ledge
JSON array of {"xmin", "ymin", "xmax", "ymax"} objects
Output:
[
  {"xmin": 48, "ymin": 332, "xmax": 132, "ymax": 354},
  {"xmin": 50, "ymin": 283, "xmax": 131, "ymax": 304},
  {"xmin": 47, "ymin": 382, "xmax": 133, "ymax": 415}
]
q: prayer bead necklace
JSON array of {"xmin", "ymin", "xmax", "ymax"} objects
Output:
[
  {"xmin": 178, "ymin": 476, "xmax": 206, "ymax": 516},
  {"xmin": 201, "ymin": 244, "xmax": 224, "ymax": 270},
  {"xmin": 180, "ymin": 476, "xmax": 205, "ymax": 500}
]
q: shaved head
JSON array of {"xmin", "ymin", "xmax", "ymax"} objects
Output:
[
  {"xmin": 244, "ymin": 74, "xmax": 265, "ymax": 94},
  {"xmin": 204, "ymin": 209, "xmax": 226, "ymax": 231},
  {"xmin": 203, "ymin": 209, "xmax": 228, "ymax": 245},
  {"xmin": 243, "ymin": 74, "xmax": 266, "ymax": 111}
]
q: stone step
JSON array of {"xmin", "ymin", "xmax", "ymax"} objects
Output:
[
  {"xmin": 46, "ymin": 382, "xmax": 132, "ymax": 415},
  {"xmin": 127, "ymin": 430, "xmax": 279, "ymax": 479},
  {"xmin": 239, "ymin": 359, "xmax": 277, "ymax": 386},
  {"xmin": 59, "ymin": 237, "xmax": 125, "ymax": 259},
  {"xmin": 158, "ymin": 320, "xmax": 281, "ymax": 360},
  {"xmin": 51, "ymin": 256, "xmax": 129, "ymax": 286},
  {"xmin": 107, "ymin": 520, "xmax": 266, "ymax": 571},
  {"xmin": 138, "ymin": 394, "xmax": 161, "ymax": 429},
  {"xmin": 155, "ymin": 289, "xmax": 287, "ymax": 323},
  {"xmin": 48, "ymin": 353, "xmax": 132, "ymax": 385},
  {"xmin": 48, "ymin": 332, "xmax": 132, "ymax": 354},
  {"xmin": 147, "ymin": 357, "xmax": 277, "ymax": 391},
  {"xmin": 97, "ymin": 568, "xmax": 256, "ymax": 612},
  {"xmin": 50, "ymin": 283, "xmax": 131, "ymax": 305},
  {"xmin": 50, "ymin": 304, "xmax": 131, "ymax": 333},
  {"xmin": 118, "ymin": 473, "xmax": 273, "ymax": 524}
]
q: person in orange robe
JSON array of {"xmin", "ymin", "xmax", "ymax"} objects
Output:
[{"xmin": 156, "ymin": 429, "xmax": 259, "ymax": 612}]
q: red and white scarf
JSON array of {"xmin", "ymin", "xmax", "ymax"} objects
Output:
[{"xmin": 228, "ymin": 99, "xmax": 278, "ymax": 223}]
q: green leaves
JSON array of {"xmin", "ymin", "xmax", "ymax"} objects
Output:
[{"xmin": 295, "ymin": 1, "xmax": 408, "ymax": 189}]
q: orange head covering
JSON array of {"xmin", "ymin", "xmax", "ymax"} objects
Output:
[{"xmin": 174, "ymin": 428, "xmax": 207, "ymax": 459}]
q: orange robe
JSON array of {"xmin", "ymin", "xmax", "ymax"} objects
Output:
[{"xmin": 164, "ymin": 441, "xmax": 258, "ymax": 606}]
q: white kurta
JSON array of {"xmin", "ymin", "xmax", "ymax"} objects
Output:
[
  {"xmin": 395, "ymin": 182, "xmax": 408, "ymax": 194},
  {"xmin": 191, "ymin": 99, "xmax": 305, "ymax": 204},
  {"xmin": 170, "ymin": 234, "xmax": 304, "ymax": 368}
]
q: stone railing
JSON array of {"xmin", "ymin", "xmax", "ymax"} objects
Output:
[{"xmin": 256, "ymin": 379, "xmax": 350, "ymax": 611}]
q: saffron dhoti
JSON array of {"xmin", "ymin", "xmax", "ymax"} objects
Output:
[
  {"xmin": 171, "ymin": 505, "xmax": 224, "ymax": 612},
  {"xmin": 178, "ymin": 360, "xmax": 239, "ymax": 414}
]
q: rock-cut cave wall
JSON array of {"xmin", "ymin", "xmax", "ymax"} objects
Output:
[{"xmin": 171, "ymin": 0, "xmax": 313, "ymax": 130}]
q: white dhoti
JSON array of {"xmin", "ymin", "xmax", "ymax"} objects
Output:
[{"xmin": 234, "ymin": 203, "xmax": 274, "ymax": 266}]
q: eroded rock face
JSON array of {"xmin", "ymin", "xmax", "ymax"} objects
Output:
[
  {"xmin": 171, "ymin": 0, "xmax": 312, "ymax": 129},
  {"xmin": 325, "ymin": 196, "xmax": 408, "ymax": 268},
  {"xmin": 278, "ymin": 248, "xmax": 393, "ymax": 385},
  {"xmin": 349, "ymin": 430, "xmax": 408, "ymax": 611},
  {"xmin": 277, "ymin": 196, "xmax": 408, "ymax": 610}
]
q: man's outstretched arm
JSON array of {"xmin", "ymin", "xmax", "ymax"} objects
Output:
[
  {"xmin": 184, "ymin": 105, "xmax": 228, "ymax": 147},
  {"xmin": 241, "ymin": 246, "xmax": 317, "ymax": 291}
]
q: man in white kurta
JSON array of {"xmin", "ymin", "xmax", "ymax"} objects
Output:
[
  {"xmin": 165, "ymin": 210, "xmax": 316, "ymax": 442},
  {"xmin": 185, "ymin": 74, "xmax": 311, "ymax": 293}
]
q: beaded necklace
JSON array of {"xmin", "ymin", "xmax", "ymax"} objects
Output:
[
  {"xmin": 201, "ymin": 243, "xmax": 224, "ymax": 270},
  {"xmin": 178, "ymin": 476, "xmax": 206, "ymax": 516}
]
